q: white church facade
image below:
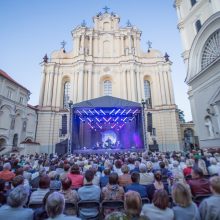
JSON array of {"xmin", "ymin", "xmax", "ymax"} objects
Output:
[
  {"xmin": 36, "ymin": 9, "xmax": 183, "ymax": 153},
  {"xmin": 174, "ymin": 0, "xmax": 220, "ymax": 148}
]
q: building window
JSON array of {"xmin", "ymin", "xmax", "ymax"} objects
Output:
[
  {"xmin": 7, "ymin": 90, "xmax": 12, "ymax": 99},
  {"xmin": 19, "ymin": 97, "xmax": 24, "ymax": 104},
  {"xmin": 103, "ymin": 80, "xmax": 112, "ymax": 96},
  {"xmin": 195, "ymin": 20, "xmax": 202, "ymax": 33},
  {"xmin": 144, "ymin": 80, "xmax": 152, "ymax": 107},
  {"xmin": 191, "ymin": 0, "xmax": 197, "ymax": 7},
  {"xmin": 63, "ymin": 82, "xmax": 70, "ymax": 109},
  {"xmin": 201, "ymin": 29, "xmax": 220, "ymax": 70}
]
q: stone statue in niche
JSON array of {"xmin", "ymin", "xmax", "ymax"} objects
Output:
[{"xmin": 205, "ymin": 116, "xmax": 215, "ymax": 137}]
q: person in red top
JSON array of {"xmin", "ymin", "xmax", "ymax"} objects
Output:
[
  {"xmin": 183, "ymin": 159, "xmax": 194, "ymax": 177},
  {"xmin": 188, "ymin": 166, "xmax": 211, "ymax": 197},
  {"xmin": 0, "ymin": 162, "xmax": 15, "ymax": 182},
  {"xmin": 67, "ymin": 164, "xmax": 83, "ymax": 189}
]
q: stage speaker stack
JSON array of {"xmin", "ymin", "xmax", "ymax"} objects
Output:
[
  {"xmin": 61, "ymin": 114, "xmax": 67, "ymax": 135},
  {"xmin": 147, "ymin": 112, "xmax": 152, "ymax": 133}
]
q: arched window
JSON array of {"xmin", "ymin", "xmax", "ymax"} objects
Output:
[
  {"xmin": 144, "ymin": 80, "xmax": 152, "ymax": 107},
  {"xmin": 103, "ymin": 80, "xmax": 112, "ymax": 96},
  {"xmin": 191, "ymin": 0, "xmax": 197, "ymax": 7},
  {"xmin": 63, "ymin": 82, "xmax": 70, "ymax": 109},
  {"xmin": 201, "ymin": 29, "xmax": 220, "ymax": 70},
  {"xmin": 195, "ymin": 20, "xmax": 202, "ymax": 33}
]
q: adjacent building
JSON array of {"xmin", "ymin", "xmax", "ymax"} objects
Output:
[{"xmin": 174, "ymin": 0, "xmax": 220, "ymax": 147}]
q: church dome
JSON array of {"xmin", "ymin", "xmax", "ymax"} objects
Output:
[{"xmin": 144, "ymin": 49, "xmax": 163, "ymax": 58}]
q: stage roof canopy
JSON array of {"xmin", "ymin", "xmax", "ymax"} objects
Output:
[{"xmin": 71, "ymin": 96, "xmax": 141, "ymax": 108}]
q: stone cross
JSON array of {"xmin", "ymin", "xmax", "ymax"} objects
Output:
[
  {"xmin": 103, "ymin": 6, "xmax": 110, "ymax": 13},
  {"xmin": 61, "ymin": 40, "xmax": 66, "ymax": 49}
]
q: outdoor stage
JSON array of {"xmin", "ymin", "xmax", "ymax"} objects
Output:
[{"xmin": 70, "ymin": 96, "xmax": 145, "ymax": 154}]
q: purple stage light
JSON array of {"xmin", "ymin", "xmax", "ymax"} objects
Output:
[
  {"xmin": 103, "ymin": 117, "xmax": 108, "ymax": 122},
  {"xmin": 110, "ymin": 109, "xmax": 115, "ymax": 115},
  {"xmin": 120, "ymin": 109, "xmax": 126, "ymax": 115},
  {"xmin": 114, "ymin": 117, "xmax": 119, "ymax": 122},
  {"xmin": 115, "ymin": 109, "xmax": 121, "ymax": 114},
  {"xmin": 79, "ymin": 117, "xmax": 84, "ymax": 122},
  {"xmin": 88, "ymin": 122, "xmax": 94, "ymax": 129},
  {"xmin": 123, "ymin": 117, "xmax": 127, "ymax": 122},
  {"xmin": 77, "ymin": 110, "xmax": 82, "ymax": 115},
  {"xmin": 126, "ymin": 109, "xmax": 131, "ymax": 114},
  {"xmin": 107, "ymin": 117, "xmax": 111, "ymax": 122},
  {"xmin": 87, "ymin": 118, "xmax": 92, "ymax": 123},
  {"xmin": 130, "ymin": 116, "xmax": 135, "ymax": 122},
  {"xmin": 100, "ymin": 109, "xmax": 106, "ymax": 115},
  {"xmin": 111, "ymin": 124, "xmax": 116, "ymax": 128},
  {"xmin": 94, "ymin": 109, "xmax": 100, "ymax": 115},
  {"xmin": 95, "ymin": 117, "xmax": 100, "ymax": 122},
  {"xmin": 133, "ymin": 109, "xmax": 138, "ymax": 114},
  {"xmin": 89, "ymin": 110, "xmax": 94, "ymax": 115},
  {"xmin": 96, "ymin": 123, "xmax": 102, "ymax": 129},
  {"xmin": 83, "ymin": 110, "xmax": 88, "ymax": 115}
]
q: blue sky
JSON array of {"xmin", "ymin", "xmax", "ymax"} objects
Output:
[{"xmin": 0, "ymin": 0, "xmax": 192, "ymax": 121}]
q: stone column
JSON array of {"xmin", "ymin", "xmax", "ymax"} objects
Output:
[
  {"xmin": 89, "ymin": 36, "xmax": 93, "ymax": 56},
  {"xmin": 159, "ymin": 71, "xmax": 166, "ymax": 105},
  {"xmin": 52, "ymin": 72, "xmax": 58, "ymax": 107},
  {"xmin": 121, "ymin": 36, "xmax": 124, "ymax": 56},
  {"xmin": 43, "ymin": 72, "xmax": 49, "ymax": 106},
  {"xmin": 78, "ymin": 70, "xmax": 84, "ymax": 102},
  {"xmin": 122, "ymin": 70, "xmax": 127, "ymax": 99},
  {"xmin": 87, "ymin": 70, "xmax": 92, "ymax": 99},
  {"xmin": 130, "ymin": 69, "xmax": 136, "ymax": 101},
  {"xmin": 39, "ymin": 71, "xmax": 46, "ymax": 106},
  {"xmin": 47, "ymin": 72, "xmax": 54, "ymax": 107},
  {"xmin": 55, "ymin": 73, "xmax": 62, "ymax": 107},
  {"xmin": 163, "ymin": 71, "xmax": 170, "ymax": 105},
  {"xmin": 136, "ymin": 71, "xmax": 141, "ymax": 102},
  {"xmin": 167, "ymin": 69, "xmax": 175, "ymax": 104},
  {"xmin": 73, "ymin": 72, "xmax": 78, "ymax": 103}
]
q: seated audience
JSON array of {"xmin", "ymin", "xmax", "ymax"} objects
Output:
[
  {"xmin": 46, "ymin": 191, "xmax": 80, "ymax": 220},
  {"xmin": 0, "ymin": 163, "xmax": 15, "ymax": 182},
  {"xmin": 33, "ymin": 191, "xmax": 52, "ymax": 220},
  {"xmin": 141, "ymin": 189, "xmax": 174, "ymax": 220},
  {"xmin": 100, "ymin": 168, "xmax": 111, "ymax": 188},
  {"xmin": 49, "ymin": 171, "xmax": 61, "ymax": 190},
  {"xmin": 60, "ymin": 164, "xmax": 70, "ymax": 180},
  {"xmin": 188, "ymin": 167, "xmax": 211, "ymax": 197},
  {"xmin": 78, "ymin": 170, "xmax": 101, "ymax": 219},
  {"xmin": 119, "ymin": 164, "xmax": 132, "ymax": 187},
  {"xmin": 0, "ymin": 185, "xmax": 33, "ymax": 220},
  {"xmin": 102, "ymin": 172, "xmax": 124, "ymax": 200},
  {"xmin": 0, "ymin": 179, "xmax": 7, "ymax": 205},
  {"xmin": 183, "ymin": 159, "xmax": 194, "ymax": 177},
  {"xmin": 67, "ymin": 164, "xmax": 83, "ymax": 189},
  {"xmin": 199, "ymin": 176, "xmax": 220, "ymax": 220},
  {"xmin": 147, "ymin": 171, "xmax": 166, "ymax": 201},
  {"xmin": 125, "ymin": 172, "xmax": 147, "ymax": 198},
  {"xmin": 29, "ymin": 175, "xmax": 50, "ymax": 203},
  {"xmin": 113, "ymin": 160, "xmax": 123, "ymax": 176},
  {"xmin": 139, "ymin": 163, "xmax": 154, "ymax": 185},
  {"xmin": 30, "ymin": 167, "xmax": 47, "ymax": 189},
  {"xmin": 60, "ymin": 177, "xmax": 78, "ymax": 203},
  {"xmin": 172, "ymin": 182, "xmax": 200, "ymax": 220},
  {"xmin": 208, "ymin": 157, "xmax": 220, "ymax": 176},
  {"xmin": 124, "ymin": 191, "xmax": 147, "ymax": 219}
]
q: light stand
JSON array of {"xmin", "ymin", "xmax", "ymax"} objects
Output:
[
  {"xmin": 141, "ymin": 99, "xmax": 149, "ymax": 150},
  {"xmin": 68, "ymin": 100, "xmax": 73, "ymax": 155}
]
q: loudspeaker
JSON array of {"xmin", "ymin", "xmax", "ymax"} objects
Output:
[
  {"xmin": 147, "ymin": 112, "xmax": 152, "ymax": 133},
  {"xmin": 61, "ymin": 114, "xmax": 67, "ymax": 135}
]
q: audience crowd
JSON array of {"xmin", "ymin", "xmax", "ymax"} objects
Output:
[{"xmin": 0, "ymin": 148, "xmax": 219, "ymax": 219}]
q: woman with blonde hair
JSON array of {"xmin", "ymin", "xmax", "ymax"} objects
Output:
[{"xmin": 172, "ymin": 182, "xmax": 200, "ymax": 220}]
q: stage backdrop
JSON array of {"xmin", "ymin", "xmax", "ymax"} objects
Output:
[{"xmin": 71, "ymin": 96, "xmax": 144, "ymax": 152}]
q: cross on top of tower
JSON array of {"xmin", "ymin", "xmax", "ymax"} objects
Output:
[
  {"xmin": 61, "ymin": 40, "xmax": 66, "ymax": 49},
  {"xmin": 147, "ymin": 40, "xmax": 152, "ymax": 49},
  {"xmin": 126, "ymin": 20, "xmax": 132, "ymax": 27},
  {"xmin": 81, "ymin": 20, "xmax": 86, "ymax": 27},
  {"xmin": 103, "ymin": 6, "xmax": 110, "ymax": 13}
]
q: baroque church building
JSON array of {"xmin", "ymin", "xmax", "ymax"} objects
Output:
[
  {"xmin": 174, "ymin": 0, "xmax": 220, "ymax": 148},
  {"xmin": 36, "ymin": 9, "xmax": 182, "ymax": 153}
]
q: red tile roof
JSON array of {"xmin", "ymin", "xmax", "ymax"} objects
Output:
[{"xmin": 0, "ymin": 69, "xmax": 30, "ymax": 92}]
